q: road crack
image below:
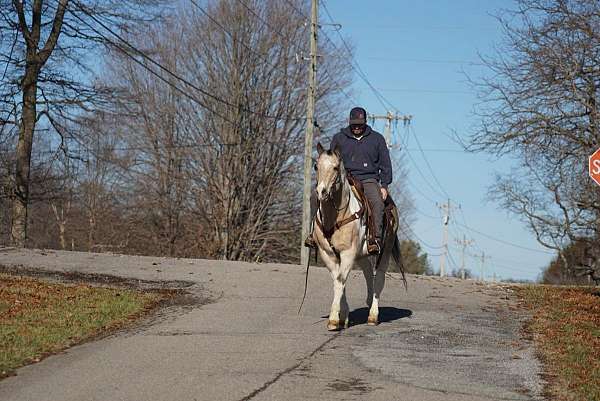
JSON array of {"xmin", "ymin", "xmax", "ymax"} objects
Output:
[{"xmin": 237, "ymin": 332, "xmax": 340, "ymax": 401}]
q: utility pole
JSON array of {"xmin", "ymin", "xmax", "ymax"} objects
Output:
[
  {"xmin": 369, "ymin": 112, "xmax": 412, "ymax": 148},
  {"xmin": 455, "ymin": 235, "xmax": 474, "ymax": 279},
  {"xmin": 438, "ymin": 199, "xmax": 450, "ymax": 277},
  {"xmin": 479, "ymin": 252, "xmax": 491, "ymax": 282},
  {"xmin": 301, "ymin": 0, "xmax": 318, "ymax": 266}
]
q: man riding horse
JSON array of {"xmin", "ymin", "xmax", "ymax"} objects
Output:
[{"xmin": 305, "ymin": 106, "xmax": 392, "ymax": 255}]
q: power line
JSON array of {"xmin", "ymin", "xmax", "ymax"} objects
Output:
[
  {"xmin": 239, "ymin": 0, "xmax": 359, "ymax": 120},
  {"xmin": 414, "ymin": 206, "xmax": 440, "ymax": 220},
  {"xmin": 447, "ymin": 249, "xmax": 460, "ymax": 270},
  {"xmin": 403, "ymin": 136, "xmax": 448, "ymax": 200},
  {"xmin": 316, "ymin": 1, "xmax": 540, "ymax": 269},
  {"xmin": 363, "ymin": 56, "xmax": 484, "ymax": 66},
  {"xmin": 71, "ymin": 2, "xmax": 303, "ymax": 123},
  {"xmin": 314, "ymin": 2, "xmax": 456, "ymax": 233},
  {"xmin": 281, "ymin": 0, "xmax": 308, "ymax": 20},
  {"xmin": 257, "ymin": 1, "xmax": 554, "ymax": 272},
  {"xmin": 280, "ymin": 0, "xmax": 362, "ymax": 106},
  {"xmin": 460, "ymin": 249, "xmax": 544, "ymax": 274},
  {"xmin": 404, "ymin": 147, "xmax": 468, "ymax": 153},
  {"xmin": 61, "ymin": 12, "xmax": 233, "ymax": 129},
  {"xmin": 320, "ymin": 0, "xmax": 396, "ymax": 112},
  {"xmin": 189, "ymin": 0, "xmax": 296, "ymax": 77},
  {"xmin": 455, "ymin": 221, "xmax": 555, "ymax": 254},
  {"xmin": 409, "ymin": 125, "xmax": 452, "ymax": 200},
  {"xmin": 315, "ymin": 23, "xmax": 439, "ymax": 249},
  {"xmin": 396, "ymin": 208, "xmax": 444, "ymax": 251},
  {"xmin": 364, "ymin": 87, "xmax": 474, "ymax": 95}
]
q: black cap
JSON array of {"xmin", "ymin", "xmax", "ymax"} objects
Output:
[{"xmin": 349, "ymin": 107, "xmax": 367, "ymax": 125}]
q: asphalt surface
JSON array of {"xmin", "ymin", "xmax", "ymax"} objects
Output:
[{"xmin": 0, "ymin": 248, "xmax": 544, "ymax": 400}]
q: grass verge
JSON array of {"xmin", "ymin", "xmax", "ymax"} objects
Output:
[
  {"xmin": 518, "ymin": 285, "xmax": 600, "ymax": 401},
  {"xmin": 0, "ymin": 273, "xmax": 165, "ymax": 378}
]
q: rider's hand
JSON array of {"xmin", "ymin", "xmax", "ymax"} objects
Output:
[{"xmin": 380, "ymin": 187, "xmax": 388, "ymax": 201}]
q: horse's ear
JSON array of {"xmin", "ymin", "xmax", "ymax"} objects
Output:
[
  {"xmin": 332, "ymin": 144, "xmax": 342, "ymax": 159},
  {"xmin": 317, "ymin": 142, "xmax": 325, "ymax": 155}
]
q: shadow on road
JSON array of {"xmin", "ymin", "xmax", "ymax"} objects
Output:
[{"xmin": 349, "ymin": 307, "xmax": 412, "ymax": 326}]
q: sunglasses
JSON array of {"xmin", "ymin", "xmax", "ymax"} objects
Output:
[{"xmin": 350, "ymin": 124, "xmax": 365, "ymax": 131}]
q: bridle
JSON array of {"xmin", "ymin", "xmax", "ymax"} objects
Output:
[{"xmin": 314, "ymin": 161, "xmax": 364, "ymax": 244}]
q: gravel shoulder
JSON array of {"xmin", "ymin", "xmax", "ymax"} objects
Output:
[{"xmin": 0, "ymin": 248, "xmax": 544, "ymax": 401}]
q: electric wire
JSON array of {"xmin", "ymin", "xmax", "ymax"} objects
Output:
[
  {"xmin": 71, "ymin": 2, "xmax": 304, "ymax": 122},
  {"xmin": 314, "ymin": 1, "xmax": 556, "ymax": 281},
  {"xmin": 189, "ymin": 0, "xmax": 298, "ymax": 78},
  {"xmin": 320, "ymin": 0, "xmax": 395, "ymax": 112},
  {"xmin": 235, "ymin": 0, "xmax": 358, "ymax": 124},
  {"xmin": 409, "ymin": 125, "xmax": 452, "ymax": 200},
  {"xmin": 50, "ymin": 1, "xmax": 554, "ymax": 276},
  {"xmin": 455, "ymin": 221, "xmax": 554, "ymax": 254}
]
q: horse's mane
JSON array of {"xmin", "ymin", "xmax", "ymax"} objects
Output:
[{"xmin": 326, "ymin": 147, "xmax": 347, "ymax": 186}]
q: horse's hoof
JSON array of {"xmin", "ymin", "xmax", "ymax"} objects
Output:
[
  {"xmin": 367, "ymin": 316, "xmax": 379, "ymax": 326},
  {"xmin": 327, "ymin": 320, "xmax": 341, "ymax": 331}
]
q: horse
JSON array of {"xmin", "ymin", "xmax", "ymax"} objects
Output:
[{"xmin": 312, "ymin": 142, "xmax": 405, "ymax": 331}]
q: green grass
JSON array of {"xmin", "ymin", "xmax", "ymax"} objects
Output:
[
  {"xmin": 519, "ymin": 285, "xmax": 600, "ymax": 401},
  {"xmin": 0, "ymin": 273, "xmax": 164, "ymax": 377}
]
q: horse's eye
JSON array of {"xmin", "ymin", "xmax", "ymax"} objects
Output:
[
  {"xmin": 333, "ymin": 166, "xmax": 339, "ymax": 171},
  {"xmin": 313, "ymin": 164, "xmax": 318, "ymax": 171}
]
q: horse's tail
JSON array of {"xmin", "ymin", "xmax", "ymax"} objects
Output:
[{"xmin": 392, "ymin": 234, "xmax": 408, "ymax": 290}]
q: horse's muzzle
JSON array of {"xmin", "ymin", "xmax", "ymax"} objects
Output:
[{"xmin": 316, "ymin": 186, "xmax": 332, "ymax": 202}]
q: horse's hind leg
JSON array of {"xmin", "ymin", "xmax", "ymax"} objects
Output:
[
  {"xmin": 358, "ymin": 258, "xmax": 374, "ymax": 308},
  {"xmin": 369, "ymin": 248, "xmax": 391, "ymax": 325}
]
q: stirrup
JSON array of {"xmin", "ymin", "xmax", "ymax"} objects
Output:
[{"xmin": 367, "ymin": 238, "xmax": 381, "ymax": 255}]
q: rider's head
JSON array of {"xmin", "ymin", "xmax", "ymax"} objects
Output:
[{"xmin": 349, "ymin": 107, "xmax": 367, "ymax": 136}]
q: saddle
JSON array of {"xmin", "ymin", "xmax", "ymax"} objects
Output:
[{"xmin": 346, "ymin": 172, "xmax": 398, "ymax": 241}]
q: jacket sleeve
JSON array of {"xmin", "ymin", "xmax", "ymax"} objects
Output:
[{"xmin": 378, "ymin": 136, "xmax": 392, "ymax": 188}]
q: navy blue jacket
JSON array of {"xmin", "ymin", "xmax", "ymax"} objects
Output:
[{"xmin": 330, "ymin": 125, "xmax": 392, "ymax": 188}]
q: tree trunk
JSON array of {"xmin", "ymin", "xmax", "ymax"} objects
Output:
[
  {"xmin": 88, "ymin": 213, "xmax": 96, "ymax": 251},
  {"xmin": 10, "ymin": 0, "xmax": 68, "ymax": 247},
  {"xmin": 11, "ymin": 66, "xmax": 38, "ymax": 247}
]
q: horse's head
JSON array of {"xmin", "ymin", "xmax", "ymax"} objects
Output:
[{"xmin": 315, "ymin": 142, "xmax": 345, "ymax": 202}]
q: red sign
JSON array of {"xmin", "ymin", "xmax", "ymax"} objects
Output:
[{"xmin": 589, "ymin": 148, "xmax": 600, "ymax": 186}]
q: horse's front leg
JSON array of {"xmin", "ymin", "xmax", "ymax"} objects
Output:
[{"xmin": 328, "ymin": 250, "xmax": 355, "ymax": 331}]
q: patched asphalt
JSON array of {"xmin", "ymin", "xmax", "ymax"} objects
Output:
[{"xmin": 0, "ymin": 248, "xmax": 544, "ymax": 400}]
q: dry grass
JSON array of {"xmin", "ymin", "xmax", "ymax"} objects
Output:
[
  {"xmin": 518, "ymin": 285, "xmax": 600, "ymax": 401},
  {"xmin": 0, "ymin": 273, "xmax": 164, "ymax": 378}
]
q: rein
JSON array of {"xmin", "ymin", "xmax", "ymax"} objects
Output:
[{"xmin": 315, "ymin": 174, "xmax": 364, "ymax": 242}]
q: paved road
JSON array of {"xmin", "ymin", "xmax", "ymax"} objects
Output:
[{"xmin": 0, "ymin": 248, "xmax": 544, "ymax": 400}]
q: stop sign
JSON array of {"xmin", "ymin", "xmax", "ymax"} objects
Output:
[{"xmin": 590, "ymin": 148, "xmax": 600, "ymax": 186}]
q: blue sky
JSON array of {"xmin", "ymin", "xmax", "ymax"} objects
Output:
[{"xmin": 321, "ymin": 0, "xmax": 555, "ymax": 281}]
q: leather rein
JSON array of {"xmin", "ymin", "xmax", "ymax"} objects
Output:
[{"xmin": 315, "ymin": 174, "xmax": 364, "ymax": 241}]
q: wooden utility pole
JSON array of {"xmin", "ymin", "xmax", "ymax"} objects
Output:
[
  {"xmin": 479, "ymin": 252, "xmax": 491, "ymax": 282},
  {"xmin": 301, "ymin": 0, "xmax": 318, "ymax": 266},
  {"xmin": 455, "ymin": 235, "xmax": 474, "ymax": 279},
  {"xmin": 438, "ymin": 199, "xmax": 450, "ymax": 277},
  {"xmin": 368, "ymin": 112, "xmax": 411, "ymax": 148}
]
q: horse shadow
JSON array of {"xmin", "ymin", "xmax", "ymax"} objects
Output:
[
  {"xmin": 321, "ymin": 307, "xmax": 412, "ymax": 326},
  {"xmin": 348, "ymin": 307, "xmax": 412, "ymax": 326}
]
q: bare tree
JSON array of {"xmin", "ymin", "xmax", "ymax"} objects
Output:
[
  {"xmin": 1, "ymin": 0, "xmax": 354, "ymax": 262},
  {"xmin": 467, "ymin": 0, "xmax": 600, "ymax": 279},
  {"xmin": 0, "ymin": 0, "xmax": 163, "ymax": 247},
  {"xmin": 98, "ymin": 0, "xmax": 353, "ymax": 262}
]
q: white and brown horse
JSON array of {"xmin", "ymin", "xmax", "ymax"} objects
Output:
[{"xmin": 312, "ymin": 142, "xmax": 404, "ymax": 331}]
